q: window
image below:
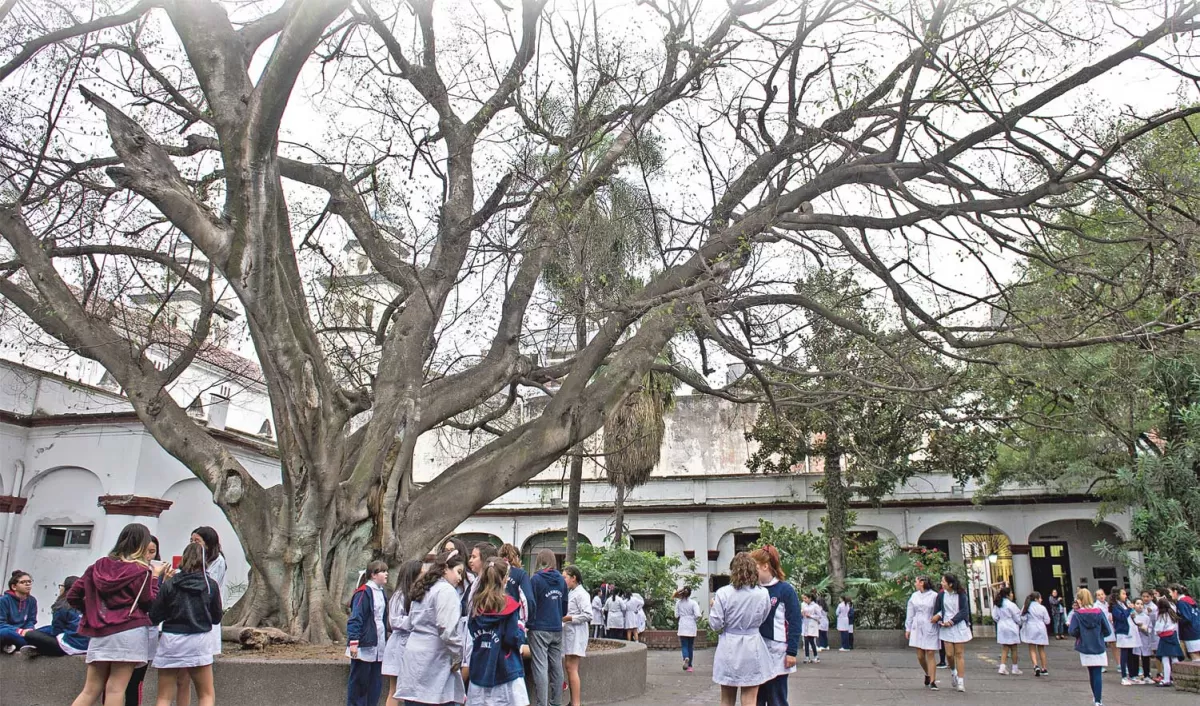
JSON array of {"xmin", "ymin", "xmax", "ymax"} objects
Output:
[
  {"xmin": 40, "ymin": 525, "xmax": 93, "ymax": 548},
  {"xmin": 631, "ymin": 534, "xmax": 666, "ymax": 557},
  {"xmin": 733, "ymin": 532, "xmax": 760, "ymax": 554}
]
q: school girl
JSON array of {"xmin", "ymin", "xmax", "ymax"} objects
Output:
[
  {"xmin": 499, "ymin": 544, "xmax": 534, "ymax": 623},
  {"xmin": 164, "ymin": 528, "xmax": 225, "ymax": 706},
  {"xmin": 1110, "ymin": 589, "xmax": 1138, "ymax": 684},
  {"xmin": 1019, "ymin": 591, "xmax": 1050, "ymax": 676},
  {"xmin": 905, "ymin": 577, "xmax": 941, "ymax": 689},
  {"xmin": 1131, "ymin": 598, "xmax": 1154, "ymax": 683},
  {"xmin": 1169, "ymin": 584, "xmax": 1199, "ymax": 658},
  {"xmin": 1048, "ymin": 589, "xmax": 1067, "ymax": 639},
  {"xmin": 1094, "ymin": 589, "xmax": 1117, "ymax": 670},
  {"xmin": 624, "ymin": 591, "xmax": 644, "ymax": 642},
  {"xmin": 1154, "ymin": 596, "xmax": 1185, "ymax": 687},
  {"xmin": 816, "ymin": 598, "xmax": 830, "ymax": 651},
  {"xmin": 799, "ymin": 594, "xmax": 821, "ymax": 664},
  {"xmin": 604, "ymin": 590, "xmax": 627, "ymax": 640},
  {"xmin": 346, "ymin": 561, "xmax": 389, "ymax": 706},
  {"xmin": 710, "ymin": 553, "xmax": 774, "ymax": 706},
  {"xmin": 0, "ymin": 570, "xmax": 37, "ymax": 653},
  {"xmin": 150, "ymin": 543, "xmax": 223, "ymax": 706},
  {"xmin": 465, "ymin": 558, "xmax": 528, "ymax": 706},
  {"xmin": 750, "ymin": 547, "xmax": 800, "ymax": 706},
  {"xmin": 18, "ymin": 575, "xmax": 90, "ymax": 657},
  {"xmin": 124, "ymin": 536, "xmax": 162, "ymax": 706},
  {"xmin": 932, "ymin": 573, "xmax": 972, "ymax": 693},
  {"xmin": 562, "ymin": 566, "xmax": 590, "ymax": 706},
  {"xmin": 66, "ymin": 523, "xmax": 168, "ymax": 706},
  {"xmin": 1069, "ymin": 589, "xmax": 1111, "ymax": 706},
  {"xmin": 382, "ymin": 560, "xmax": 423, "ymax": 706},
  {"xmin": 674, "ymin": 587, "xmax": 700, "ymax": 672},
  {"xmin": 992, "ymin": 586, "xmax": 1022, "ymax": 675},
  {"xmin": 836, "ymin": 596, "xmax": 854, "ymax": 650},
  {"xmin": 393, "ymin": 551, "xmax": 467, "ymax": 706}
]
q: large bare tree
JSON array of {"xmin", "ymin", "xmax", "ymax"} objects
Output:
[{"xmin": 3, "ymin": 0, "xmax": 1200, "ymax": 641}]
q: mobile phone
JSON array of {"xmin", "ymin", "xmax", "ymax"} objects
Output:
[{"xmin": 172, "ymin": 555, "xmax": 182, "ymax": 569}]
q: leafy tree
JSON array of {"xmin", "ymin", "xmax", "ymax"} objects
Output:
[{"xmin": 572, "ymin": 542, "xmax": 697, "ymax": 630}]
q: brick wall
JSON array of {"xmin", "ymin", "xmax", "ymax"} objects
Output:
[
  {"xmin": 1176, "ymin": 661, "xmax": 1199, "ymax": 693},
  {"xmin": 640, "ymin": 630, "xmax": 710, "ymax": 650}
]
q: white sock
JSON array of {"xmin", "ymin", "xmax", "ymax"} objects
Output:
[{"xmin": 1163, "ymin": 658, "xmax": 1173, "ymax": 683}]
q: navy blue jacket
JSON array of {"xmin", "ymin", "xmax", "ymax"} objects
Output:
[
  {"xmin": 50, "ymin": 604, "xmax": 89, "ymax": 652},
  {"xmin": 346, "ymin": 583, "xmax": 389, "ymax": 650},
  {"xmin": 1069, "ymin": 607, "xmax": 1111, "ymax": 654},
  {"xmin": 934, "ymin": 590, "xmax": 970, "ymax": 625},
  {"xmin": 759, "ymin": 581, "xmax": 802, "ymax": 657},
  {"xmin": 1177, "ymin": 596, "xmax": 1199, "ymax": 641},
  {"xmin": 0, "ymin": 591, "xmax": 37, "ymax": 630},
  {"xmin": 528, "ymin": 569, "xmax": 568, "ymax": 632},
  {"xmin": 468, "ymin": 596, "xmax": 526, "ymax": 688},
  {"xmin": 1110, "ymin": 602, "xmax": 1131, "ymax": 636},
  {"xmin": 505, "ymin": 566, "xmax": 535, "ymax": 617}
]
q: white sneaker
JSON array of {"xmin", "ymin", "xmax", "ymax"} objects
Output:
[
  {"xmin": 1011, "ymin": 667, "xmax": 1023, "ymax": 675},
  {"xmin": 1121, "ymin": 678, "xmax": 1133, "ymax": 686},
  {"xmin": 998, "ymin": 665, "xmax": 1009, "ymax": 675},
  {"xmin": 950, "ymin": 674, "xmax": 959, "ymax": 688},
  {"xmin": 813, "ymin": 657, "xmax": 820, "ymax": 663},
  {"xmin": 839, "ymin": 648, "xmax": 848, "ymax": 652},
  {"xmin": 1, "ymin": 644, "xmax": 15, "ymax": 655},
  {"xmin": 956, "ymin": 679, "xmax": 965, "ymax": 693}
]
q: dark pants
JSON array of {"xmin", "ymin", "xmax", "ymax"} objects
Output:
[
  {"xmin": 1087, "ymin": 666, "xmax": 1103, "ymax": 703},
  {"xmin": 818, "ymin": 630, "xmax": 829, "ymax": 649},
  {"xmin": 938, "ymin": 645, "xmax": 946, "ymax": 665},
  {"xmin": 348, "ymin": 659, "xmax": 383, "ymax": 706},
  {"xmin": 756, "ymin": 673, "xmax": 789, "ymax": 706},
  {"xmin": 606, "ymin": 628, "xmax": 625, "ymax": 640},
  {"xmin": 680, "ymin": 636, "xmax": 695, "ymax": 665},
  {"xmin": 804, "ymin": 636, "xmax": 818, "ymax": 658},
  {"xmin": 840, "ymin": 630, "xmax": 854, "ymax": 649},
  {"xmin": 0, "ymin": 626, "xmax": 29, "ymax": 649},
  {"xmin": 20, "ymin": 629, "xmax": 66, "ymax": 656},
  {"xmin": 1140, "ymin": 655, "xmax": 1152, "ymax": 679},
  {"xmin": 1120, "ymin": 647, "xmax": 1133, "ymax": 678}
]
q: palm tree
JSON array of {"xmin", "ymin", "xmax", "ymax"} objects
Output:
[{"xmin": 603, "ymin": 364, "xmax": 675, "ymax": 546}]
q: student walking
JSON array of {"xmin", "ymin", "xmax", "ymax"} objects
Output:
[
  {"xmin": 562, "ymin": 566, "xmax": 590, "ymax": 706},
  {"xmin": 465, "ymin": 558, "xmax": 529, "ymax": 706},
  {"xmin": 0, "ymin": 570, "xmax": 37, "ymax": 653},
  {"xmin": 905, "ymin": 577, "xmax": 941, "ymax": 689},
  {"xmin": 674, "ymin": 588, "xmax": 700, "ymax": 672},
  {"xmin": 149, "ymin": 543, "xmax": 223, "ymax": 706},
  {"xmin": 1019, "ymin": 592, "xmax": 1050, "ymax": 676},
  {"xmin": 751, "ymin": 546, "xmax": 801, "ymax": 706},
  {"xmin": 992, "ymin": 586, "xmax": 1022, "ymax": 675},
  {"xmin": 933, "ymin": 573, "xmax": 972, "ymax": 693},
  {"xmin": 836, "ymin": 596, "xmax": 855, "ymax": 650},
  {"xmin": 528, "ymin": 550, "xmax": 568, "ymax": 706},
  {"xmin": 383, "ymin": 561, "xmax": 423, "ymax": 706},
  {"xmin": 1069, "ymin": 588, "xmax": 1112, "ymax": 706},
  {"xmin": 66, "ymin": 523, "xmax": 168, "ymax": 706},
  {"xmin": 393, "ymin": 551, "xmax": 467, "ymax": 706},
  {"xmin": 710, "ymin": 553, "xmax": 774, "ymax": 706},
  {"xmin": 1154, "ymin": 596, "xmax": 1185, "ymax": 687},
  {"xmin": 346, "ymin": 561, "xmax": 389, "ymax": 706}
]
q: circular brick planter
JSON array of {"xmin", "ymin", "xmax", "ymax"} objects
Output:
[
  {"xmin": 0, "ymin": 639, "xmax": 647, "ymax": 706},
  {"xmin": 641, "ymin": 629, "xmax": 711, "ymax": 650}
]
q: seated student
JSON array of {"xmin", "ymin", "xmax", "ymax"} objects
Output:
[
  {"xmin": 17, "ymin": 576, "xmax": 90, "ymax": 657},
  {"xmin": 1, "ymin": 570, "xmax": 38, "ymax": 654}
]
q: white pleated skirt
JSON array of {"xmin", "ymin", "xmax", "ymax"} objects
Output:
[
  {"xmin": 86, "ymin": 626, "xmax": 154, "ymax": 665},
  {"xmin": 154, "ymin": 632, "xmax": 215, "ymax": 669}
]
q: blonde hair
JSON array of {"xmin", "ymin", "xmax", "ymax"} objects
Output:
[
  {"xmin": 1076, "ymin": 588, "xmax": 1094, "ymax": 607},
  {"xmin": 729, "ymin": 552, "xmax": 758, "ymax": 589},
  {"xmin": 472, "ymin": 558, "xmax": 510, "ymax": 616}
]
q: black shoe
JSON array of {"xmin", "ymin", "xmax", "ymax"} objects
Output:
[
  {"xmin": 929, "ymin": 682, "xmax": 939, "ymax": 691},
  {"xmin": 925, "ymin": 676, "xmax": 931, "ymax": 686}
]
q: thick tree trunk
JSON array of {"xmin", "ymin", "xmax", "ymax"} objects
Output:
[{"xmin": 823, "ymin": 446, "xmax": 849, "ymax": 598}]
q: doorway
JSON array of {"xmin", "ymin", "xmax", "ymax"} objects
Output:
[{"xmin": 1030, "ymin": 542, "xmax": 1071, "ymax": 599}]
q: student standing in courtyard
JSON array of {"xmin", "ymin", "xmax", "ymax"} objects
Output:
[
  {"xmin": 1131, "ymin": 597, "xmax": 1154, "ymax": 683},
  {"xmin": 561, "ymin": 566, "xmax": 590, "ymax": 706},
  {"xmin": 393, "ymin": 551, "xmax": 467, "ymax": 706},
  {"xmin": 591, "ymin": 591, "xmax": 605, "ymax": 639},
  {"xmin": 905, "ymin": 577, "xmax": 941, "ymax": 690},
  {"xmin": 1069, "ymin": 588, "xmax": 1112, "ymax": 706},
  {"xmin": 66, "ymin": 523, "xmax": 168, "ymax": 706},
  {"xmin": 1019, "ymin": 591, "xmax": 1050, "ymax": 676},
  {"xmin": 751, "ymin": 546, "xmax": 801, "ymax": 706},
  {"xmin": 1048, "ymin": 589, "xmax": 1067, "ymax": 639},
  {"xmin": 1094, "ymin": 588, "xmax": 1117, "ymax": 670},
  {"xmin": 0, "ymin": 570, "xmax": 37, "ymax": 653},
  {"xmin": 149, "ymin": 543, "xmax": 223, "ymax": 706},
  {"xmin": 383, "ymin": 560, "xmax": 423, "ymax": 706},
  {"xmin": 465, "ymin": 558, "xmax": 529, "ymax": 706},
  {"xmin": 992, "ymin": 586, "xmax": 1022, "ymax": 675},
  {"xmin": 528, "ymin": 550, "xmax": 568, "ymax": 706},
  {"xmin": 1154, "ymin": 596, "xmax": 1185, "ymax": 687},
  {"xmin": 710, "ymin": 553, "xmax": 774, "ymax": 706},
  {"xmin": 932, "ymin": 573, "xmax": 972, "ymax": 693},
  {"xmin": 605, "ymin": 589, "xmax": 627, "ymax": 640},
  {"xmin": 674, "ymin": 587, "xmax": 700, "ymax": 672},
  {"xmin": 345, "ymin": 561, "xmax": 389, "ymax": 706},
  {"xmin": 816, "ymin": 598, "xmax": 830, "ymax": 651},
  {"xmin": 1169, "ymin": 584, "xmax": 1199, "ymax": 659},
  {"xmin": 836, "ymin": 596, "xmax": 855, "ymax": 650},
  {"xmin": 1111, "ymin": 589, "xmax": 1138, "ymax": 684}
]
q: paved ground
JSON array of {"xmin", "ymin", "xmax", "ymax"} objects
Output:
[{"xmin": 608, "ymin": 641, "xmax": 1196, "ymax": 706}]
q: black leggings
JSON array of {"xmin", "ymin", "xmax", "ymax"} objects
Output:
[
  {"xmin": 804, "ymin": 636, "xmax": 818, "ymax": 658},
  {"xmin": 20, "ymin": 630, "xmax": 66, "ymax": 656}
]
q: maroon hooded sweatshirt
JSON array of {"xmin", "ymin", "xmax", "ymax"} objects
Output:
[{"xmin": 65, "ymin": 557, "xmax": 159, "ymax": 638}]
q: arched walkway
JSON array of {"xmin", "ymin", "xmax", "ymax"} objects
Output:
[
  {"xmin": 919, "ymin": 521, "xmax": 1013, "ymax": 616},
  {"xmin": 1027, "ymin": 519, "xmax": 1129, "ymax": 597},
  {"xmin": 456, "ymin": 532, "xmax": 504, "ymax": 548},
  {"xmin": 522, "ymin": 530, "xmax": 590, "ymax": 569}
]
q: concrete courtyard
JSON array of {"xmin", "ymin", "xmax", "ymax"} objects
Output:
[{"xmin": 610, "ymin": 641, "xmax": 1196, "ymax": 706}]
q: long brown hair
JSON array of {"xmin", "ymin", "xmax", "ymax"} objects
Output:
[
  {"xmin": 499, "ymin": 543, "xmax": 522, "ymax": 568},
  {"xmin": 472, "ymin": 558, "xmax": 510, "ymax": 616},
  {"xmin": 407, "ymin": 551, "xmax": 464, "ymax": 612},
  {"xmin": 750, "ymin": 545, "xmax": 786, "ymax": 581},
  {"xmin": 109, "ymin": 523, "xmax": 153, "ymax": 564},
  {"xmin": 729, "ymin": 552, "xmax": 758, "ymax": 589}
]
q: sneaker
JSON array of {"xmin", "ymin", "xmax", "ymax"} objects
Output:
[
  {"xmin": 928, "ymin": 682, "xmax": 939, "ymax": 691},
  {"xmin": 925, "ymin": 676, "xmax": 931, "ymax": 687},
  {"xmin": 956, "ymin": 679, "xmax": 965, "ymax": 693},
  {"xmin": 803, "ymin": 658, "xmax": 811, "ymax": 664},
  {"xmin": 998, "ymin": 665, "xmax": 1008, "ymax": 675},
  {"xmin": 1121, "ymin": 678, "xmax": 1133, "ymax": 686},
  {"xmin": 839, "ymin": 648, "xmax": 848, "ymax": 652},
  {"xmin": 1011, "ymin": 667, "xmax": 1022, "ymax": 675},
  {"xmin": 1, "ymin": 644, "xmax": 15, "ymax": 655},
  {"xmin": 686, "ymin": 667, "xmax": 693, "ymax": 673},
  {"xmin": 937, "ymin": 663, "xmax": 948, "ymax": 669},
  {"xmin": 813, "ymin": 658, "xmax": 820, "ymax": 663},
  {"xmin": 1155, "ymin": 682, "xmax": 1173, "ymax": 688},
  {"xmin": 17, "ymin": 646, "xmax": 37, "ymax": 658},
  {"xmin": 950, "ymin": 674, "xmax": 959, "ymax": 688}
]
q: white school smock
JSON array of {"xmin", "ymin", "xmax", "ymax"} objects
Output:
[
  {"xmin": 801, "ymin": 601, "xmax": 821, "ymax": 638},
  {"xmin": 675, "ymin": 598, "xmax": 700, "ymax": 638},
  {"xmin": 592, "ymin": 595, "xmax": 604, "ymax": 626},
  {"xmin": 905, "ymin": 589, "xmax": 941, "ymax": 650},
  {"xmin": 1115, "ymin": 607, "xmax": 1140, "ymax": 649},
  {"xmin": 818, "ymin": 606, "xmax": 829, "ymax": 632},
  {"xmin": 605, "ymin": 596, "xmax": 627, "ymax": 630},
  {"xmin": 564, "ymin": 585, "xmax": 592, "ymax": 657},
  {"xmin": 1020, "ymin": 602, "xmax": 1050, "ymax": 645},
  {"xmin": 382, "ymin": 591, "xmax": 412, "ymax": 677},
  {"xmin": 938, "ymin": 592, "xmax": 972, "ymax": 644},
  {"xmin": 836, "ymin": 602, "xmax": 853, "ymax": 632},
  {"xmin": 710, "ymin": 584, "xmax": 775, "ymax": 688},
  {"xmin": 992, "ymin": 599, "xmax": 1022, "ymax": 645},
  {"xmin": 346, "ymin": 582, "xmax": 387, "ymax": 662},
  {"xmin": 625, "ymin": 593, "xmax": 645, "ymax": 631},
  {"xmin": 204, "ymin": 554, "xmax": 227, "ymax": 655},
  {"xmin": 393, "ymin": 579, "xmax": 465, "ymax": 705},
  {"xmin": 1098, "ymin": 602, "xmax": 1116, "ymax": 643},
  {"xmin": 1133, "ymin": 611, "xmax": 1155, "ymax": 657}
]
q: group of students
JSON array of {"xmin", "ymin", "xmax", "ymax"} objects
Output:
[
  {"xmin": 0, "ymin": 523, "xmax": 228, "ymax": 706},
  {"xmin": 345, "ymin": 539, "xmax": 595, "ymax": 706},
  {"xmin": 590, "ymin": 586, "xmax": 647, "ymax": 641},
  {"xmin": 902, "ymin": 573, "xmax": 1200, "ymax": 706}
]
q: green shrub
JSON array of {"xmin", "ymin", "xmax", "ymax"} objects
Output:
[{"xmin": 571, "ymin": 543, "xmax": 699, "ymax": 629}]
